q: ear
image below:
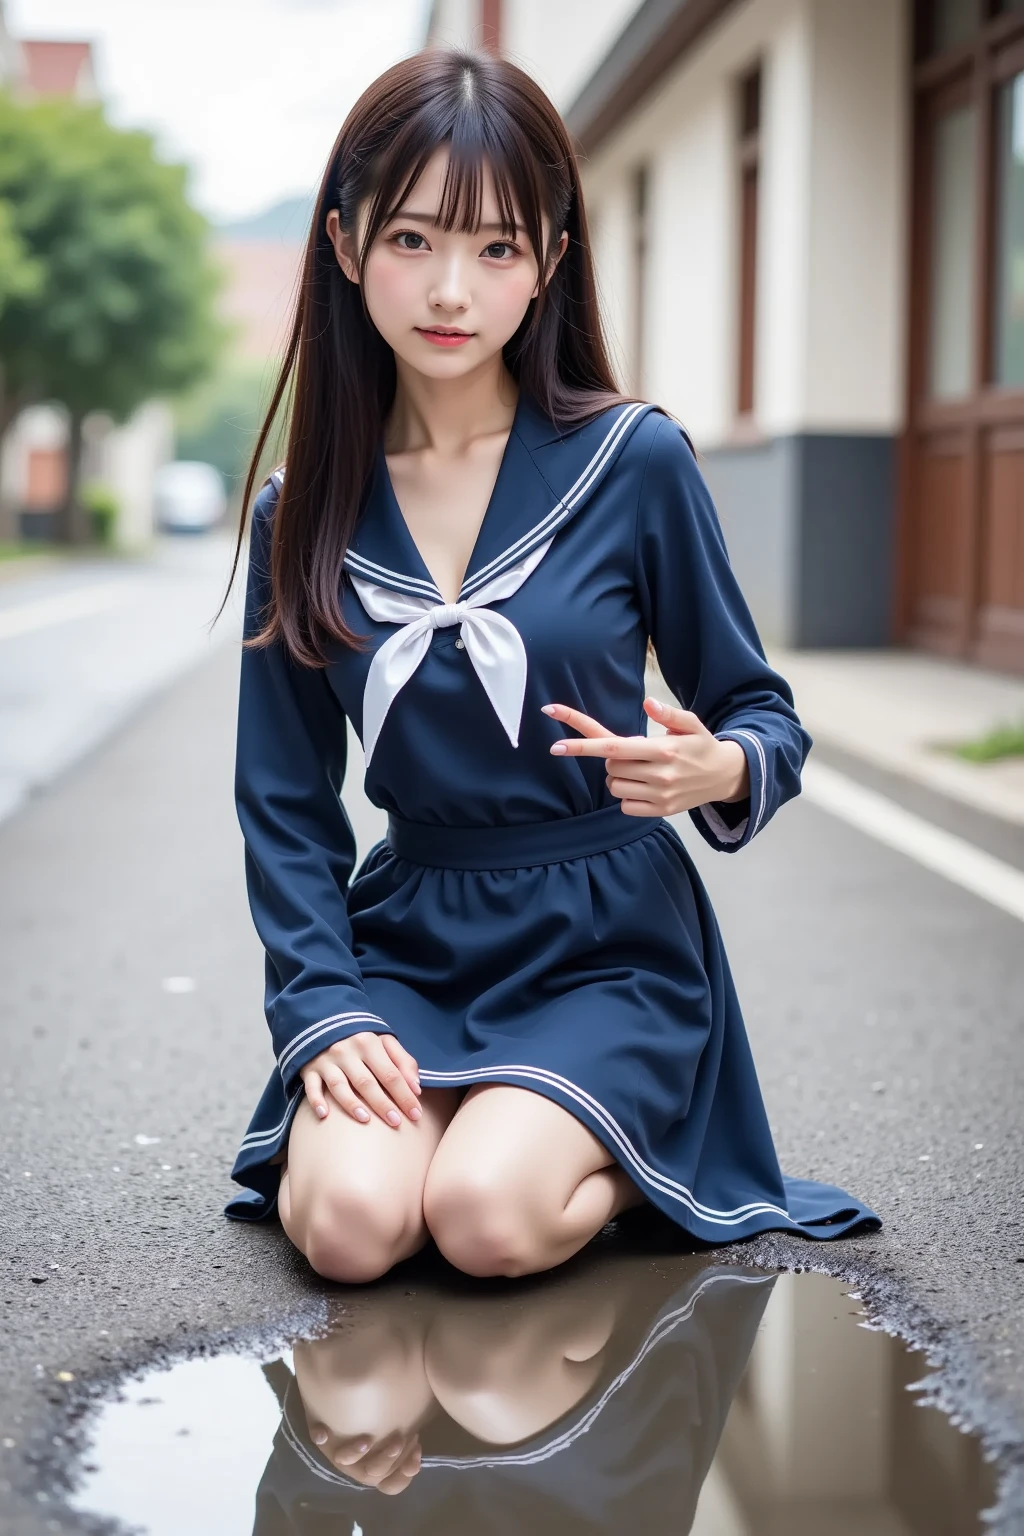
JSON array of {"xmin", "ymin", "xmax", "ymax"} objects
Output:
[
  {"xmin": 325, "ymin": 208, "xmax": 360, "ymax": 285},
  {"xmin": 532, "ymin": 230, "xmax": 569, "ymax": 299}
]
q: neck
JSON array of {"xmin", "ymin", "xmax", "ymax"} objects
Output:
[{"xmin": 385, "ymin": 353, "xmax": 518, "ymax": 456}]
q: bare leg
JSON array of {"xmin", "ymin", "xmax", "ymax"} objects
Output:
[
  {"xmin": 422, "ymin": 1084, "xmax": 644, "ymax": 1279},
  {"xmin": 279, "ymin": 1086, "xmax": 462, "ymax": 1283}
]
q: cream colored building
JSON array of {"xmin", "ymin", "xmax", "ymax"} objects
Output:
[{"xmin": 427, "ymin": 1, "xmax": 1024, "ymax": 677}]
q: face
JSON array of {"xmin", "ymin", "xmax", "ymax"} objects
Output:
[{"xmin": 327, "ymin": 148, "xmax": 567, "ymax": 382}]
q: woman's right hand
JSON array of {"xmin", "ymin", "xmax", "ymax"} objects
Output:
[{"xmin": 300, "ymin": 1031, "xmax": 422, "ymax": 1128}]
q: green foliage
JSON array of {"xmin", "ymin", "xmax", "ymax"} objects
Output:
[
  {"xmin": 0, "ymin": 91, "xmax": 227, "ymax": 425},
  {"xmin": 946, "ymin": 720, "xmax": 1024, "ymax": 763},
  {"xmin": 79, "ymin": 480, "xmax": 119, "ymax": 544},
  {"xmin": 0, "ymin": 198, "xmax": 43, "ymax": 317}
]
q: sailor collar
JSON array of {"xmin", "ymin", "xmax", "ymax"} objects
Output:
[
  {"xmin": 269, "ymin": 396, "xmax": 657, "ymax": 764},
  {"xmin": 338, "ymin": 394, "xmax": 656, "ymax": 603}
]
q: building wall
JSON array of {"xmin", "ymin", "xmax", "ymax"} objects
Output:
[
  {"xmin": 580, "ymin": 0, "xmax": 911, "ymax": 646},
  {"xmin": 428, "ymin": 0, "xmax": 640, "ymax": 110},
  {"xmin": 502, "ymin": 0, "xmax": 641, "ymax": 112},
  {"xmin": 801, "ymin": 0, "xmax": 908, "ymax": 436}
]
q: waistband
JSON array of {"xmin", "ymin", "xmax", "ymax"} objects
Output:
[{"xmin": 385, "ymin": 804, "xmax": 665, "ymax": 871}]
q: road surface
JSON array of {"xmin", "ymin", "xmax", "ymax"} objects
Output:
[{"xmin": 0, "ymin": 606, "xmax": 1021, "ymax": 1531}]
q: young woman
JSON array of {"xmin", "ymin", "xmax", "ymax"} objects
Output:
[{"xmin": 222, "ymin": 47, "xmax": 878, "ymax": 1281}]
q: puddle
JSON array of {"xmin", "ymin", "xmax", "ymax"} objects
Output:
[{"xmin": 68, "ymin": 1258, "xmax": 997, "ymax": 1535}]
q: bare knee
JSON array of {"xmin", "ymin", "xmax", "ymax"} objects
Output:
[
  {"xmin": 288, "ymin": 1179, "xmax": 423, "ymax": 1285},
  {"xmin": 423, "ymin": 1166, "xmax": 541, "ymax": 1279}
]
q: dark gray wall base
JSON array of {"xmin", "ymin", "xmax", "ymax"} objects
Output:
[{"xmin": 699, "ymin": 432, "xmax": 896, "ymax": 649}]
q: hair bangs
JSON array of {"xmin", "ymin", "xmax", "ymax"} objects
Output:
[{"xmin": 361, "ymin": 89, "xmax": 547, "ymax": 264}]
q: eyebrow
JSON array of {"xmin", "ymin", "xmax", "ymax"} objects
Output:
[{"xmin": 388, "ymin": 210, "xmax": 514, "ymax": 232}]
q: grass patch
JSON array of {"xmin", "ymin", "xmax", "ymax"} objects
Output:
[
  {"xmin": 942, "ymin": 721, "xmax": 1024, "ymax": 763},
  {"xmin": 0, "ymin": 540, "xmax": 62, "ymax": 562}
]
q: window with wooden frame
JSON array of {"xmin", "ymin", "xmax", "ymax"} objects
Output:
[
  {"xmin": 632, "ymin": 163, "xmax": 649, "ymax": 396},
  {"xmin": 736, "ymin": 63, "xmax": 762, "ymax": 420},
  {"xmin": 901, "ymin": 0, "xmax": 1024, "ymax": 670},
  {"xmin": 480, "ymin": 0, "xmax": 502, "ymax": 53}
]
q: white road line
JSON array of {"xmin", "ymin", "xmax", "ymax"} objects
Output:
[
  {"xmin": 802, "ymin": 759, "xmax": 1024, "ymax": 926},
  {"xmin": 0, "ymin": 582, "xmax": 129, "ymax": 641}
]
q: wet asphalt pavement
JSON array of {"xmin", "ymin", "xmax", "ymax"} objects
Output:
[{"xmin": 1, "ymin": 642, "xmax": 1022, "ymax": 1534}]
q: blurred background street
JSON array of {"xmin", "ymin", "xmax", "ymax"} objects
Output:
[{"xmin": 0, "ymin": 0, "xmax": 1023, "ymax": 1533}]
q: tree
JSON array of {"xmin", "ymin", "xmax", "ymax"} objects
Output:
[{"xmin": 0, "ymin": 94, "xmax": 226, "ymax": 542}]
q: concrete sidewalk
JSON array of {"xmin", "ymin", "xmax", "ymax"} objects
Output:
[
  {"xmin": 768, "ymin": 648, "xmax": 1024, "ymax": 829},
  {"xmin": 0, "ymin": 531, "xmax": 243, "ymax": 824}
]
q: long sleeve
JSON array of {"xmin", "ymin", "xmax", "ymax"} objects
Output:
[
  {"xmin": 633, "ymin": 416, "xmax": 811, "ymax": 852},
  {"xmin": 235, "ymin": 482, "xmax": 390, "ymax": 1094}
]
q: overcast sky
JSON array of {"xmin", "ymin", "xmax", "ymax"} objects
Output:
[{"xmin": 6, "ymin": 0, "xmax": 428, "ymax": 222}]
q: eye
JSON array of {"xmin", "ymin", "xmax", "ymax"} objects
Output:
[
  {"xmin": 482, "ymin": 240, "xmax": 519, "ymax": 260},
  {"xmin": 392, "ymin": 230, "xmax": 429, "ymax": 251}
]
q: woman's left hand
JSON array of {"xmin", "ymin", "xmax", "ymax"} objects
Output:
[{"xmin": 542, "ymin": 697, "xmax": 749, "ymax": 817}]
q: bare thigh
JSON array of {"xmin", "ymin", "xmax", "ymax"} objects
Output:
[
  {"xmin": 279, "ymin": 1086, "xmax": 462, "ymax": 1284},
  {"xmin": 422, "ymin": 1084, "xmax": 644, "ymax": 1279}
]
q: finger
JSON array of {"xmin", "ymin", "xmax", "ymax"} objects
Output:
[
  {"xmin": 607, "ymin": 776, "xmax": 658, "ymax": 800},
  {"xmin": 541, "ymin": 703, "xmax": 621, "ymax": 739},
  {"xmin": 344, "ymin": 1053, "xmax": 417, "ymax": 1128},
  {"xmin": 365, "ymin": 1037, "xmax": 422, "ymax": 1122},
  {"xmin": 644, "ymin": 697, "xmax": 706, "ymax": 735},
  {"xmin": 321, "ymin": 1068, "xmax": 372, "ymax": 1125},
  {"xmin": 330, "ymin": 1433, "xmax": 374, "ymax": 1467},
  {"xmin": 551, "ymin": 734, "xmax": 651, "ymax": 758},
  {"xmin": 620, "ymin": 797, "xmax": 662, "ymax": 817},
  {"xmin": 607, "ymin": 757, "xmax": 674, "ymax": 784},
  {"xmin": 378, "ymin": 1440, "xmax": 422, "ymax": 1494},
  {"xmin": 381, "ymin": 1032, "xmax": 421, "ymax": 1096},
  {"xmin": 301, "ymin": 1071, "xmax": 329, "ymax": 1122},
  {"xmin": 357, "ymin": 1431, "xmax": 409, "ymax": 1482}
]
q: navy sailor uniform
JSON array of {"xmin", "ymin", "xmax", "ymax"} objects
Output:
[{"xmin": 227, "ymin": 392, "xmax": 879, "ymax": 1242}]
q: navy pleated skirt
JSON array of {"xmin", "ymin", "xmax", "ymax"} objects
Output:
[{"xmin": 229, "ymin": 804, "xmax": 878, "ymax": 1243}]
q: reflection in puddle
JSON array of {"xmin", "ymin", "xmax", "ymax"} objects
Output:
[{"xmin": 70, "ymin": 1258, "xmax": 996, "ymax": 1535}]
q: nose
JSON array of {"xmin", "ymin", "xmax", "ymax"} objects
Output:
[{"xmin": 428, "ymin": 251, "xmax": 472, "ymax": 314}]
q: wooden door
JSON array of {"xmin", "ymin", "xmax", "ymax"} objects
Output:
[{"xmin": 902, "ymin": 0, "xmax": 1024, "ymax": 672}]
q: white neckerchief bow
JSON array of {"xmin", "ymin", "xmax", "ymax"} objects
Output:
[{"xmin": 349, "ymin": 535, "xmax": 554, "ymax": 765}]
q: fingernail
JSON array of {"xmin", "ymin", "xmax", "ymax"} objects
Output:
[
  {"xmin": 541, "ymin": 704, "xmax": 556, "ymax": 715},
  {"xmin": 355, "ymin": 1106, "xmax": 370, "ymax": 1123},
  {"xmin": 387, "ymin": 1445, "xmax": 401, "ymax": 1458},
  {"xmin": 311, "ymin": 1427, "xmax": 328, "ymax": 1445},
  {"xmin": 386, "ymin": 1109, "xmax": 401, "ymax": 1127},
  {"xmin": 647, "ymin": 698, "xmax": 664, "ymax": 714},
  {"xmin": 550, "ymin": 742, "xmax": 566, "ymax": 754},
  {"xmin": 315, "ymin": 1105, "xmax": 328, "ymax": 1120},
  {"xmin": 413, "ymin": 1079, "xmax": 422, "ymax": 1095},
  {"xmin": 409, "ymin": 1105, "xmax": 422, "ymax": 1122},
  {"xmin": 358, "ymin": 1438, "xmax": 370, "ymax": 1454}
]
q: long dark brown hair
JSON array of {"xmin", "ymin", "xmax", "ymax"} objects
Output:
[{"xmin": 219, "ymin": 47, "xmax": 631, "ymax": 667}]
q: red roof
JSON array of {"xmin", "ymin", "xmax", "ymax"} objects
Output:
[{"xmin": 20, "ymin": 40, "xmax": 94, "ymax": 98}]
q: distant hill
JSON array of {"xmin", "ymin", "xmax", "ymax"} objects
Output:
[{"xmin": 217, "ymin": 193, "xmax": 317, "ymax": 244}]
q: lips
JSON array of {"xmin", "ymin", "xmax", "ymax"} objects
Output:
[{"xmin": 416, "ymin": 327, "xmax": 474, "ymax": 347}]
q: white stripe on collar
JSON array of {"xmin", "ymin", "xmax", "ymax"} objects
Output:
[
  {"xmin": 268, "ymin": 403, "xmax": 652, "ymax": 603},
  {"xmin": 344, "ymin": 548, "xmax": 443, "ymax": 602},
  {"xmin": 460, "ymin": 401, "xmax": 649, "ymax": 598}
]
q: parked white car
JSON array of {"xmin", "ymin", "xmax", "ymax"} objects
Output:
[{"xmin": 154, "ymin": 460, "xmax": 227, "ymax": 533}]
